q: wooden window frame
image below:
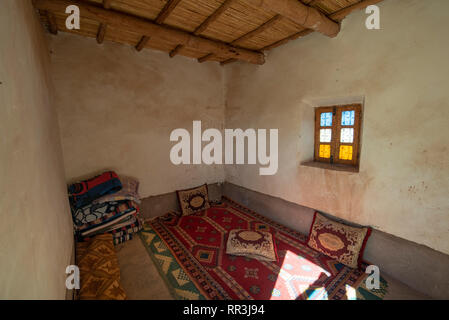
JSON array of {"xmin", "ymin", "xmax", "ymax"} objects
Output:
[{"xmin": 314, "ymin": 104, "xmax": 362, "ymax": 168}]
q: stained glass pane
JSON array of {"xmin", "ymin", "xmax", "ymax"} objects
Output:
[
  {"xmin": 319, "ymin": 145, "xmax": 331, "ymax": 158},
  {"xmin": 320, "ymin": 112, "xmax": 332, "ymax": 127},
  {"xmin": 339, "ymin": 145, "xmax": 353, "ymax": 160},
  {"xmin": 320, "ymin": 129, "xmax": 332, "ymax": 142},
  {"xmin": 341, "ymin": 110, "xmax": 355, "ymax": 126},
  {"xmin": 340, "ymin": 128, "xmax": 354, "ymax": 143}
]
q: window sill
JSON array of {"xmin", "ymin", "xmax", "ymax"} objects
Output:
[{"xmin": 301, "ymin": 161, "xmax": 359, "ymax": 173}]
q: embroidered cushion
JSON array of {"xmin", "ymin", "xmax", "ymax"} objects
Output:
[
  {"xmin": 177, "ymin": 184, "xmax": 210, "ymax": 216},
  {"xmin": 226, "ymin": 229, "xmax": 278, "ymax": 262},
  {"xmin": 92, "ymin": 176, "xmax": 141, "ymax": 205},
  {"xmin": 307, "ymin": 212, "xmax": 371, "ymax": 269}
]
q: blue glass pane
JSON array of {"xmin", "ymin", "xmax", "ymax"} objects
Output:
[
  {"xmin": 320, "ymin": 112, "xmax": 332, "ymax": 127},
  {"xmin": 341, "ymin": 110, "xmax": 355, "ymax": 126}
]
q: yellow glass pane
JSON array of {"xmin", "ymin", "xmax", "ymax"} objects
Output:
[
  {"xmin": 319, "ymin": 145, "xmax": 331, "ymax": 158},
  {"xmin": 339, "ymin": 145, "xmax": 353, "ymax": 160}
]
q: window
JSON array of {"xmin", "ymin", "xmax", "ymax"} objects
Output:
[{"xmin": 314, "ymin": 104, "xmax": 362, "ymax": 167}]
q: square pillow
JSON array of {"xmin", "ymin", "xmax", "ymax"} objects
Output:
[
  {"xmin": 226, "ymin": 229, "xmax": 278, "ymax": 262},
  {"xmin": 307, "ymin": 212, "xmax": 371, "ymax": 269},
  {"xmin": 176, "ymin": 184, "xmax": 210, "ymax": 216},
  {"xmin": 92, "ymin": 176, "xmax": 141, "ymax": 205}
]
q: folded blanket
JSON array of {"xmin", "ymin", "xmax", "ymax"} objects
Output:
[
  {"xmin": 68, "ymin": 171, "xmax": 122, "ymax": 209},
  {"xmin": 80, "ymin": 211, "xmax": 136, "ymax": 237},
  {"xmin": 78, "ymin": 213, "xmax": 143, "ymax": 244},
  {"xmin": 72, "ymin": 200, "xmax": 138, "ymax": 232},
  {"xmin": 110, "ymin": 217, "xmax": 143, "ymax": 244},
  {"xmin": 92, "ymin": 176, "xmax": 141, "ymax": 205}
]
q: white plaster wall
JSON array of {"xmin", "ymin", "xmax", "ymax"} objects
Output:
[
  {"xmin": 0, "ymin": 0, "xmax": 74, "ymax": 298},
  {"xmin": 49, "ymin": 35, "xmax": 225, "ymax": 197},
  {"xmin": 224, "ymin": 0, "xmax": 449, "ymax": 255}
]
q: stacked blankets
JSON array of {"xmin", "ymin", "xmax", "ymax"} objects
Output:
[{"xmin": 68, "ymin": 171, "xmax": 143, "ymax": 245}]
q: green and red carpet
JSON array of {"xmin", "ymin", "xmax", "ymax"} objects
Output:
[{"xmin": 139, "ymin": 197, "xmax": 388, "ymax": 300}]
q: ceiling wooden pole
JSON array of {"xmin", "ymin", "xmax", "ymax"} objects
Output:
[
  {"xmin": 135, "ymin": 36, "xmax": 150, "ymax": 51},
  {"xmin": 246, "ymin": 0, "xmax": 340, "ymax": 37},
  {"xmin": 198, "ymin": 53, "xmax": 215, "ymax": 63},
  {"xmin": 96, "ymin": 23, "xmax": 107, "ymax": 44},
  {"xmin": 33, "ymin": 0, "xmax": 265, "ymax": 65},
  {"xmin": 103, "ymin": 0, "xmax": 112, "ymax": 9},
  {"xmin": 169, "ymin": 44, "xmax": 183, "ymax": 58},
  {"xmin": 194, "ymin": 0, "xmax": 235, "ymax": 36},
  {"xmin": 330, "ymin": 0, "xmax": 384, "ymax": 21},
  {"xmin": 231, "ymin": 14, "xmax": 282, "ymax": 46},
  {"xmin": 155, "ymin": 0, "xmax": 182, "ymax": 25},
  {"xmin": 46, "ymin": 11, "xmax": 58, "ymax": 35},
  {"xmin": 170, "ymin": 0, "xmax": 235, "ymax": 59},
  {"xmin": 261, "ymin": 0, "xmax": 385, "ymax": 52},
  {"xmin": 262, "ymin": 29, "xmax": 313, "ymax": 51},
  {"xmin": 220, "ymin": 58, "xmax": 237, "ymax": 66}
]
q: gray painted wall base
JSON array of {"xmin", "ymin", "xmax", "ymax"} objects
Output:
[
  {"xmin": 140, "ymin": 181, "xmax": 449, "ymax": 299},
  {"xmin": 140, "ymin": 183, "xmax": 223, "ymax": 219}
]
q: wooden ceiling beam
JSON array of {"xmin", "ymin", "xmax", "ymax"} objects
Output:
[
  {"xmin": 33, "ymin": 0, "xmax": 265, "ymax": 65},
  {"xmin": 261, "ymin": 0, "xmax": 385, "ymax": 52},
  {"xmin": 46, "ymin": 11, "xmax": 58, "ymax": 35},
  {"xmin": 198, "ymin": 53, "xmax": 215, "ymax": 63},
  {"xmin": 103, "ymin": 0, "xmax": 112, "ymax": 10},
  {"xmin": 305, "ymin": 0, "xmax": 323, "ymax": 6},
  {"xmin": 170, "ymin": 0, "xmax": 234, "ymax": 59},
  {"xmin": 261, "ymin": 29, "xmax": 313, "ymax": 51},
  {"xmin": 135, "ymin": 36, "xmax": 150, "ymax": 51},
  {"xmin": 194, "ymin": 0, "xmax": 235, "ymax": 36},
  {"xmin": 231, "ymin": 14, "xmax": 282, "ymax": 46},
  {"xmin": 169, "ymin": 44, "xmax": 183, "ymax": 58},
  {"xmin": 155, "ymin": 0, "xmax": 182, "ymax": 25},
  {"xmin": 330, "ymin": 0, "xmax": 384, "ymax": 21},
  {"xmin": 220, "ymin": 58, "xmax": 237, "ymax": 66},
  {"xmin": 246, "ymin": 0, "xmax": 340, "ymax": 37},
  {"xmin": 96, "ymin": 23, "xmax": 107, "ymax": 44}
]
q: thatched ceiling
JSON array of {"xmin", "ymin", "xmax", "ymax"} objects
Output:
[{"xmin": 34, "ymin": 0, "xmax": 383, "ymax": 65}]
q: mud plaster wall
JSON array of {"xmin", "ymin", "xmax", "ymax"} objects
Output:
[
  {"xmin": 49, "ymin": 34, "xmax": 225, "ymax": 197},
  {"xmin": 224, "ymin": 0, "xmax": 449, "ymax": 255},
  {"xmin": 0, "ymin": 0, "xmax": 74, "ymax": 298}
]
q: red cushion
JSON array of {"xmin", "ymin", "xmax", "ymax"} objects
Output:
[{"xmin": 307, "ymin": 212, "xmax": 371, "ymax": 268}]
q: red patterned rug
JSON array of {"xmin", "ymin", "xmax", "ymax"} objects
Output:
[{"xmin": 143, "ymin": 197, "xmax": 388, "ymax": 300}]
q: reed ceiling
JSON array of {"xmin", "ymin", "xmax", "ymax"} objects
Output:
[{"xmin": 34, "ymin": 0, "xmax": 383, "ymax": 65}]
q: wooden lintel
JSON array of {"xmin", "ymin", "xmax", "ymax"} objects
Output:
[
  {"xmin": 96, "ymin": 23, "xmax": 107, "ymax": 44},
  {"xmin": 46, "ymin": 11, "xmax": 58, "ymax": 35},
  {"xmin": 330, "ymin": 0, "xmax": 384, "ymax": 21},
  {"xmin": 135, "ymin": 36, "xmax": 150, "ymax": 52},
  {"xmin": 193, "ymin": 0, "xmax": 234, "ymax": 36},
  {"xmin": 246, "ymin": 0, "xmax": 340, "ymax": 37},
  {"xmin": 198, "ymin": 53, "xmax": 215, "ymax": 63},
  {"xmin": 33, "ymin": 0, "xmax": 264, "ymax": 65},
  {"xmin": 103, "ymin": 0, "xmax": 112, "ymax": 9},
  {"xmin": 155, "ymin": 0, "xmax": 182, "ymax": 25},
  {"xmin": 169, "ymin": 44, "xmax": 183, "ymax": 58},
  {"xmin": 231, "ymin": 14, "xmax": 282, "ymax": 46}
]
